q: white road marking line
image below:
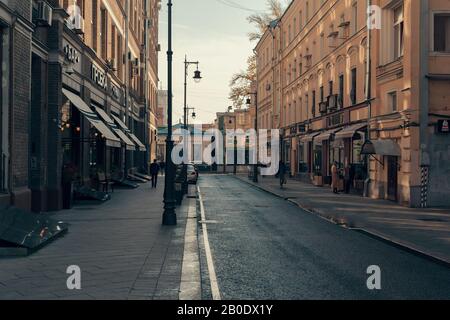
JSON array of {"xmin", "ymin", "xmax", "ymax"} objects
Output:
[
  {"xmin": 197, "ymin": 186, "xmax": 222, "ymax": 301},
  {"xmin": 179, "ymin": 198, "xmax": 201, "ymax": 300}
]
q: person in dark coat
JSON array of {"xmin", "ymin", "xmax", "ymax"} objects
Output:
[
  {"xmin": 159, "ymin": 161, "xmax": 166, "ymax": 176},
  {"xmin": 150, "ymin": 160, "xmax": 160, "ymax": 188}
]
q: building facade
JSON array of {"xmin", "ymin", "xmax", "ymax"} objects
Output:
[
  {"xmin": 255, "ymin": 0, "xmax": 450, "ymax": 207},
  {"xmin": 0, "ymin": 0, "xmax": 160, "ymax": 212}
]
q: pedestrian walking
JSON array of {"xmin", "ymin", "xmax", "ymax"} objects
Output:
[
  {"xmin": 279, "ymin": 160, "xmax": 287, "ymax": 189},
  {"xmin": 331, "ymin": 161, "xmax": 339, "ymax": 194},
  {"xmin": 159, "ymin": 161, "xmax": 166, "ymax": 176},
  {"xmin": 344, "ymin": 159, "xmax": 351, "ymax": 194},
  {"xmin": 150, "ymin": 160, "xmax": 160, "ymax": 188}
]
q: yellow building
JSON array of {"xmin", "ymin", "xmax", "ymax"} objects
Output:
[{"xmin": 255, "ymin": 0, "xmax": 450, "ymax": 207}]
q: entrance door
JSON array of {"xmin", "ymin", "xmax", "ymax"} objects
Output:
[{"xmin": 387, "ymin": 156, "xmax": 398, "ymax": 201}]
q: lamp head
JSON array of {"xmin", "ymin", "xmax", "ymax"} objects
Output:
[{"xmin": 193, "ymin": 70, "xmax": 202, "ymax": 83}]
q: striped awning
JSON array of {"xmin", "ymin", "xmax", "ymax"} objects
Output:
[
  {"xmin": 94, "ymin": 107, "xmax": 136, "ymax": 151},
  {"xmin": 62, "ymin": 89, "xmax": 121, "ymax": 148},
  {"xmin": 111, "ymin": 114, "xmax": 147, "ymax": 152}
]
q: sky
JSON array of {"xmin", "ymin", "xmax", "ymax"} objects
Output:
[{"xmin": 157, "ymin": 0, "xmax": 269, "ymax": 125}]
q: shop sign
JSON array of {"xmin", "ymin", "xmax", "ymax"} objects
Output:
[
  {"xmin": 63, "ymin": 43, "xmax": 79, "ymax": 64},
  {"xmin": 110, "ymin": 82, "xmax": 122, "ymax": 102},
  {"xmin": 437, "ymin": 120, "xmax": 449, "ymax": 134},
  {"xmin": 91, "ymin": 63, "xmax": 107, "ymax": 89}
]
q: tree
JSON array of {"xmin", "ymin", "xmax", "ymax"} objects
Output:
[{"xmin": 229, "ymin": 0, "xmax": 287, "ymax": 108}]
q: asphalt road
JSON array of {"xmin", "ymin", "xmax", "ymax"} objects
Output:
[{"xmin": 197, "ymin": 175, "xmax": 450, "ymax": 300}]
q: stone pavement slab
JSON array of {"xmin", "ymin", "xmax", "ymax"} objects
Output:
[
  {"xmin": 235, "ymin": 175, "xmax": 450, "ymax": 265},
  {"xmin": 0, "ymin": 182, "xmax": 190, "ymax": 300}
]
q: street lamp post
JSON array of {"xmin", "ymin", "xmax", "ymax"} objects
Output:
[
  {"xmin": 182, "ymin": 56, "xmax": 201, "ymax": 194},
  {"xmin": 246, "ymin": 93, "xmax": 258, "ymax": 183},
  {"xmin": 163, "ymin": 0, "xmax": 176, "ymax": 226}
]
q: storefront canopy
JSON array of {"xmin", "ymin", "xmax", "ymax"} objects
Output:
[
  {"xmin": 110, "ymin": 114, "xmax": 147, "ymax": 152},
  {"xmin": 335, "ymin": 123, "xmax": 367, "ymax": 140},
  {"xmin": 361, "ymin": 140, "xmax": 401, "ymax": 157},
  {"xmin": 301, "ymin": 132, "xmax": 320, "ymax": 143},
  {"xmin": 62, "ymin": 89, "xmax": 121, "ymax": 148},
  {"xmin": 94, "ymin": 107, "xmax": 136, "ymax": 151},
  {"xmin": 315, "ymin": 128, "xmax": 342, "ymax": 143}
]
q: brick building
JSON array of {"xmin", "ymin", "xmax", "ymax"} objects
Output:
[
  {"xmin": 0, "ymin": 0, "xmax": 160, "ymax": 212},
  {"xmin": 0, "ymin": 0, "xmax": 34, "ymax": 210},
  {"xmin": 255, "ymin": 0, "xmax": 450, "ymax": 207}
]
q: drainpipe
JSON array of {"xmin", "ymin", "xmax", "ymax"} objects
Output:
[
  {"xmin": 364, "ymin": 0, "xmax": 373, "ymax": 198},
  {"xmin": 8, "ymin": 18, "xmax": 17, "ymax": 198},
  {"xmin": 124, "ymin": 0, "xmax": 130, "ymax": 177},
  {"xmin": 144, "ymin": 0, "xmax": 150, "ymax": 172},
  {"xmin": 419, "ymin": 0, "xmax": 430, "ymax": 208}
]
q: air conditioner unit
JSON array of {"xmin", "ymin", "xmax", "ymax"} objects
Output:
[
  {"xmin": 37, "ymin": 1, "xmax": 53, "ymax": 27},
  {"xmin": 108, "ymin": 59, "xmax": 118, "ymax": 71},
  {"xmin": 68, "ymin": 14, "xmax": 85, "ymax": 34},
  {"xmin": 319, "ymin": 101, "xmax": 328, "ymax": 114},
  {"xmin": 328, "ymin": 94, "xmax": 338, "ymax": 111}
]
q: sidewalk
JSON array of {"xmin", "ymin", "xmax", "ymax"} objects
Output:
[
  {"xmin": 0, "ymin": 182, "xmax": 189, "ymax": 300},
  {"xmin": 234, "ymin": 174, "xmax": 450, "ymax": 265}
]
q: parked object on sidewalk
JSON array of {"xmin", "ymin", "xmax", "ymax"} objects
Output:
[
  {"xmin": 97, "ymin": 172, "xmax": 114, "ymax": 193},
  {"xmin": 127, "ymin": 173, "xmax": 148, "ymax": 183},
  {"xmin": 134, "ymin": 172, "xmax": 152, "ymax": 181},
  {"xmin": 331, "ymin": 162, "xmax": 339, "ymax": 194},
  {"xmin": 0, "ymin": 206, "xmax": 68, "ymax": 256},
  {"xmin": 112, "ymin": 178, "xmax": 139, "ymax": 189},
  {"xmin": 74, "ymin": 185, "xmax": 111, "ymax": 202},
  {"xmin": 187, "ymin": 164, "xmax": 199, "ymax": 184}
]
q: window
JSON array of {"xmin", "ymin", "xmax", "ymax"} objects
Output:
[
  {"xmin": 312, "ymin": 90, "xmax": 316, "ymax": 117},
  {"xmin": 388, "ymin": 91, "xmax": 398, "ymax": 112},
  {"xmin": 434, "ymin": 13, "xmax": 450, "ymax": 53},
  {"xmin": 92, "ymin": 0, "xmax": 98, "ymax": 52},
  {"xmin": 100, "ymin": 8, "xmax": 108, "ymax": 60},
  {"xmin": 393, "ymin": 4, "xmax": 404, "ymax": 59},
  {"xmin": 328, "ymin": 80, "xmax": 333, "ymax": 97},
  {"xmin": 320, "ymin": 86, "xmax": 324, "ymax": 102},
  {"xmin": 350, "ymin": 68, "xmax": 357, "ymax": 105},
  {"xmin": 352, "ymin": 2, "xmax": 358, "ymax": 35},
  {"xmin": 339, "ymin": 74, "xmax": 344, "ymax": 108}
]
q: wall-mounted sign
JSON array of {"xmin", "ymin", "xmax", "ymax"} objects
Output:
[
  {"xmin": 437, "ymin": 119, "xmax": 450, "ymax": 134},
  {"xmin": 63, "ymin": 44, "xmax": 79, "ymax": 64},
  {"xmin": 91, "ymin": 63, "xmax": 107, "ymax": 89},
  {"xmin": 110, "ymin": 83, "xmax": 122, "ymax": 101}
]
